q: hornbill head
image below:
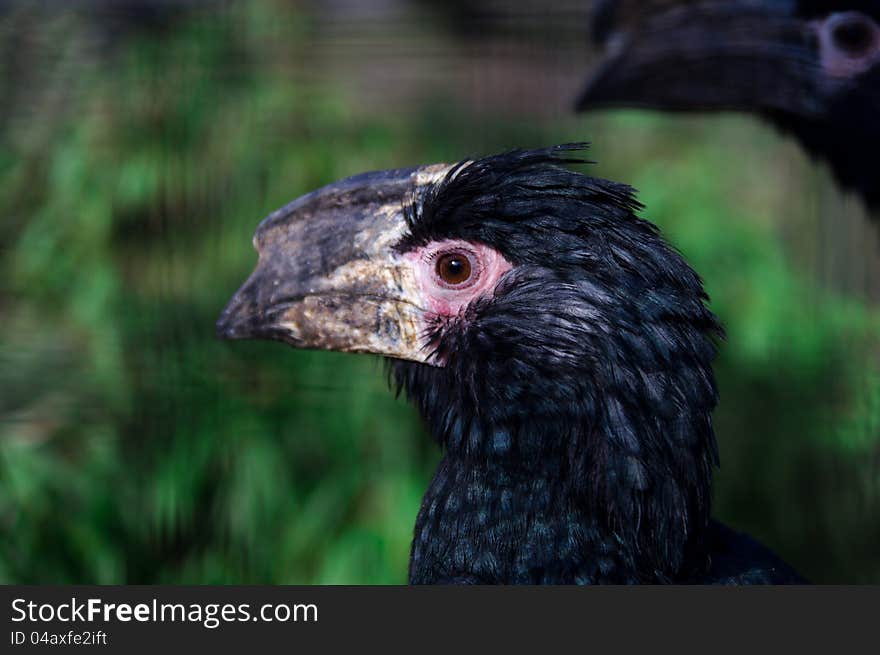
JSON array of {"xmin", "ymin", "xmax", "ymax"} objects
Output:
[
  {"xmin": 218, "ymin": 145, "xmax": 722, "ymax": 581},
  {"xmin": 577, "ymin": 0, "xmax": 880, "ymax": 209}
]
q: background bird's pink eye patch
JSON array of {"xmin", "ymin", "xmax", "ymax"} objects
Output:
[
  {"xmin": 814, "ymin": 12, "xmax": 880, "ymax": 79},
  {"xmin": 404, "ymin": 240, "xmax": 512, "ymax": 318}
]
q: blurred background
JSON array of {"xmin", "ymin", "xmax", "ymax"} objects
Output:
[{"xmin": 1, "ymin": 0, "xmax": 878, "ymax": 584}]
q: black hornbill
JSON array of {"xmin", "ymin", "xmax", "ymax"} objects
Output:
[
  {"xmin": 217, "ymin": 145, "xmax": 804, "ymax": 584},
  {"xmin": 577, "ymin": 0, "xmax": 880, "ymax": 210}
]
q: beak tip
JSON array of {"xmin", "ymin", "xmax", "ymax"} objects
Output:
[
  {"xmin": 215, "ymin": 321, "xmax": 238, "ymax": 340},
  {"xmin": 574, "ymin": 61, "xmax": 618, "ymax": 112},
  {"xmin": 215, "ymin": 317, "xmax": 236, "ymax": 341},
  {"xmin": 215, "ymin": 303, "xmax": 251, "ymax": 341}
]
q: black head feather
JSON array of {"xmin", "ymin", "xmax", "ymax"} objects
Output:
[{"xmin": 393, "ymin": 145, "xmax": 724, "ymax": 583}]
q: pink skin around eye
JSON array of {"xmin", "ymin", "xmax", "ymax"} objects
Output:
[
  {"xmin": 404, "ymin": 240, "xmax": 513, "ymax": 318},
  {"xmin": 813, "ymin": 13, "xmax": 880, "ymax": 79}
]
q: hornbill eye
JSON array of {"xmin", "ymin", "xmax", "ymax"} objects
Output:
[
  {"xmin": 825, "ymin": 11, "xmax": 880, "ymax": 59},
  {"xmin": 410, "ymin": 240, "xmax": 510, "ymax": 320},
  {"xmin": 828, "ymin": 12, "xmax": 879, "ymax": 58},
  {"xmin": 435, "ymin": 251, "xmax": 474, "ymax": 287}
]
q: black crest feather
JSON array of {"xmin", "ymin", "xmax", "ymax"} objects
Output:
[{"xmin": 390, "ymin": 145, "xmax": 749, "ymax": 584}]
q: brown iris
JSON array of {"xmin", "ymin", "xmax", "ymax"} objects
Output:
[{"xmin": 435, "ymin": 252, "xmax": 472, "ymax": 286}]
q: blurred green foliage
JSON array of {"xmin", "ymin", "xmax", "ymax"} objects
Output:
[{"xmin": 1, "ymin": 2, "xmax": 878, "ymax": 583}]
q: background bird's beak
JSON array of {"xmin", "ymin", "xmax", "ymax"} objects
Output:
[
  {"xmin": 216, "ymin": 164, "xmax": 451, "ymax": 365},
  {"xmin": 576, "ymin": 2, "xmax": 824, "ymax": 118}
]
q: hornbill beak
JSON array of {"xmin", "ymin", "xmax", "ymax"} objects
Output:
[
  {"xmin": 576, "ymin": 2, "xmax": 825, "ymax": 118},
  {"xmin": 216, "ymin": 164, "xmax": 452, "ymax": 365}
]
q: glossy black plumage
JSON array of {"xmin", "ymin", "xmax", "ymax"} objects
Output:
[
  {"xmin": 218, "ymin": 144, "xmax": 806, "ymax": 584},
  {"xmin": 579, "ymin": 0, "xmax": 880, "ymax": 210},
  {"xmin": 392, "ymin": 146, "xmax": 803, "ymax": 584}
]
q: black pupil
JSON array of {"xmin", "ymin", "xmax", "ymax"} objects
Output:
[
  {"xmin": 833, "ymin": 17, "xmax": 876, "ymax": 55},
  {"xmin": 437, "ymin": 254, "xmax": 471, "ymax": 284}
]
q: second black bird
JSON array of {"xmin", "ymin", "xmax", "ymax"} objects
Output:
[{"xmin": 578, "ymin": 0, "xmax": 880, "ymax": 211}]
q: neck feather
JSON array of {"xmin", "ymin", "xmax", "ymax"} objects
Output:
[{"xmin": 397, "ymin": 359, "xmax": 718, "ymax": 584}]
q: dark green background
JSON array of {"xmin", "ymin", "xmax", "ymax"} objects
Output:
[{"xmin": 1, "ymin": 1, "xmax": 878, "ymax": 583}]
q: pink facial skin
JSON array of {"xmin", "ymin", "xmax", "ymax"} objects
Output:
[
  {"xmin": 404, "ymin": 240, "xmax": 513, "ymax": 319},
  {"xmin": 813, "ymin": 12, "xmax": 880, "ymax": 79}
]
